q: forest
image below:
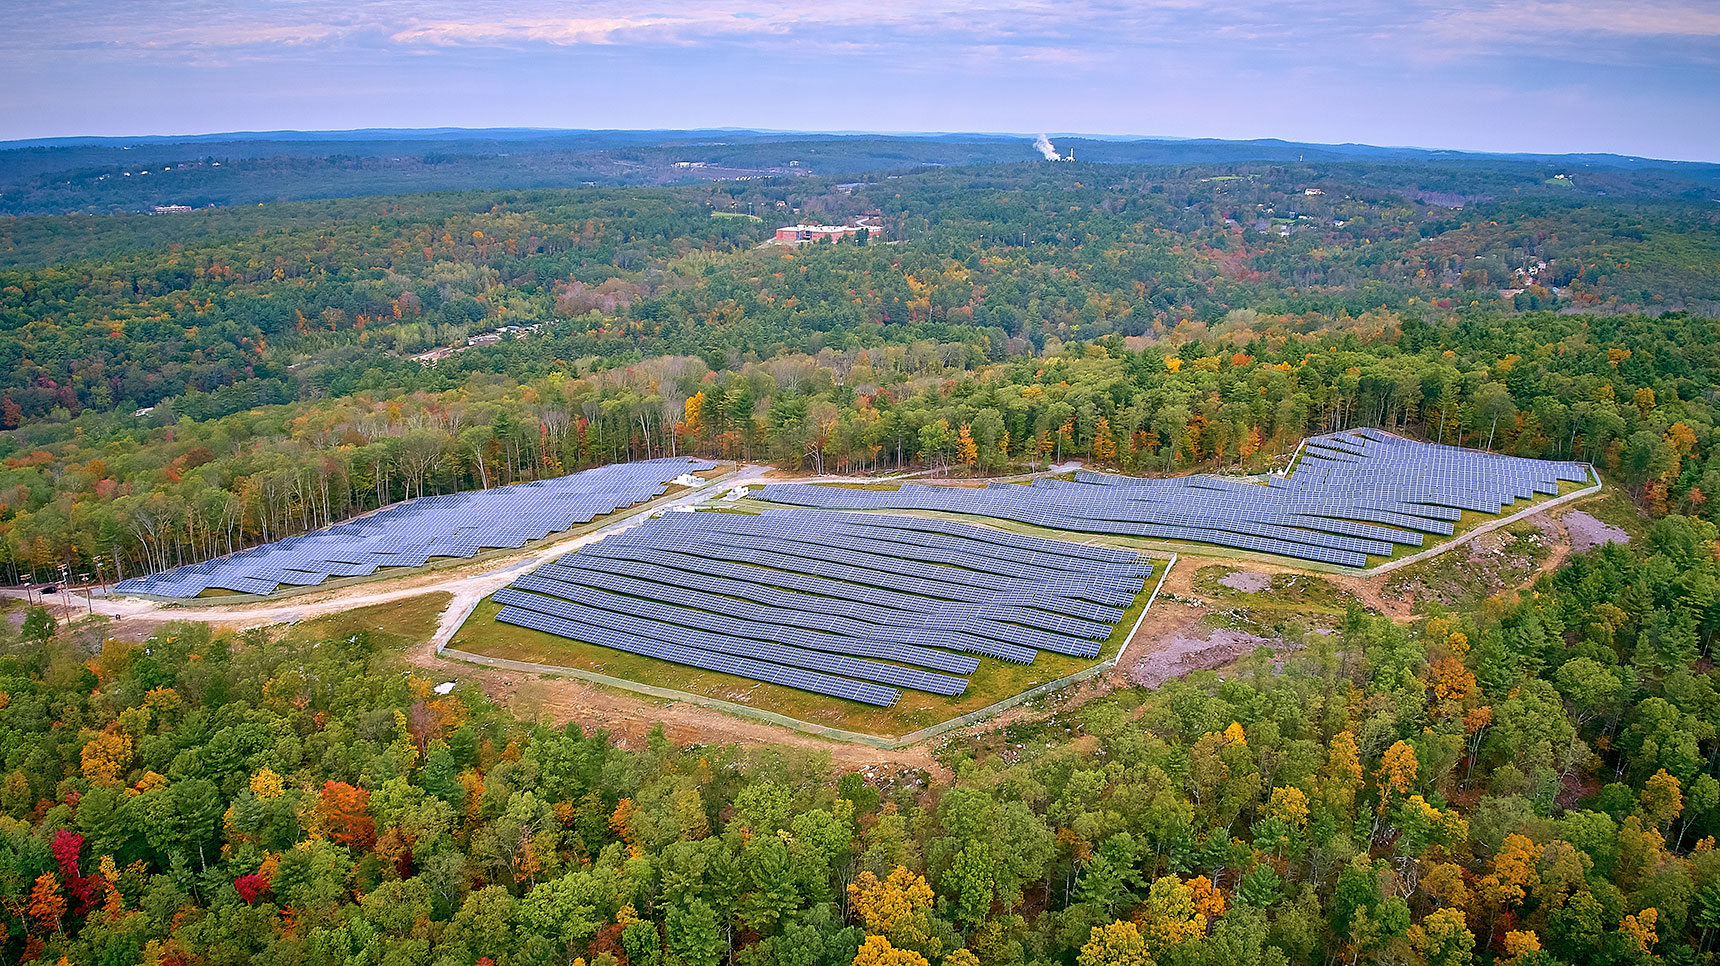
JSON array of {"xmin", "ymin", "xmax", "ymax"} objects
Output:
[
  {"xmin": 3, "ymin": 160, "xmax": 1720, "ymax": 583},
  {"xmin": 2, "ymin": 510, "xmax": 1719, "ymax": 964},
  {"xmin": 6, "ymin": 130, "xmax": 1714, "ymax": 216},
  {"xmin": 3, "ymin": 151, "xmax": 1720, "ymax": 963}
]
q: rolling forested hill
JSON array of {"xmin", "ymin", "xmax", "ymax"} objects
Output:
[{"xmin": 3, "ymin": 132, "xmax": 1720, "ymax": 966}]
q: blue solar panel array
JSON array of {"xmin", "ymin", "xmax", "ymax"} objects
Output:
[
  {"xmin": 493, "ymin": 510, "xmax": 1155, "ymax": 707},
  {"xmin": 754, "ymin": 429, "xmax": 1590, "ymax": 568},
  {"xmin": 114, "ymin": 459, "xmax": 717, "ymax": 597}
]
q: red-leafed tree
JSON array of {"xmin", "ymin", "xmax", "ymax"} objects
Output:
[
  {"xmin": 51, "ymin": 829, "xmax": 96, "ymax": 914},
  {"xmin": 235, "ymin": 872, "xmax": 270, "ymax": 904}
]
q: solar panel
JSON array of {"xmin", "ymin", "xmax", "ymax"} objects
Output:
[
  {"xmin": 753, "ymin": 431, "xmax": 1586, "ymax": 568},
  {"xmin": 115, "ymin": 458, "xmax": 718, "ymax": 597},
  {"xmin": 489, "ymin": 509, "xmax": 1157, "ymax": 706}
]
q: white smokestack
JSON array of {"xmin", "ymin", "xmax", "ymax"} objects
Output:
[{"xmin": 1033, "ymin": 134, "xmax": 1059, "ymax": 161}]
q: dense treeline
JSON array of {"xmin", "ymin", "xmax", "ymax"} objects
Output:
[
  {"xmin": 2, "ymin": 511, "xmax": 1719, "ymax": 964},
  {"xmin": 6, "ymin": 303, "xmax": 1720, "ymax": 584}
]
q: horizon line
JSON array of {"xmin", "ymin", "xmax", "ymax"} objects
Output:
[{"xmin": 1, "ymin": 126, "xmax": 1713, "ymax": 167}]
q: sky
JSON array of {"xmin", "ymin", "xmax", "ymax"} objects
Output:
[{"xmin": 3, "ymin": 0, "xmax": 1718, "ymax": 160}]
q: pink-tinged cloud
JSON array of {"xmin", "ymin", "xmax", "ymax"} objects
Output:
[{"xmin": 1, "ymin": 0, "xmax": 1716, "ymax": 158}]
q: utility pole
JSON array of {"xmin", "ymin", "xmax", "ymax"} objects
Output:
[
  {"xmin": 58, "ymin": 564, "xmax": 71, "ymax": 624},
  {"xmin": 80, "ymin": 574, "xmax": 93, "ymax": 617}
]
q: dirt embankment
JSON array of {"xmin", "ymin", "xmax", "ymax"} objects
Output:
[{"xmin": 402, "ymin": 627, "xmax": 948, "ymax": 777}]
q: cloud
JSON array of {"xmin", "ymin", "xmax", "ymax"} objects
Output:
[{"xmin": 4, "ymin": 0, "xmax": 1717, "ymax": 157}]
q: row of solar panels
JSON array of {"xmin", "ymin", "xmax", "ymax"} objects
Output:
[
  {"xmin": 491, "ymin": 510, "xmax": 1156, "ymax": 706},
  {"xmin": 115, "ymin": 459, "xmax": 717, "ymax": 597},
  {"xmin": 753, "ymin": 430, "xmax": 1589, "ymax": 568}
]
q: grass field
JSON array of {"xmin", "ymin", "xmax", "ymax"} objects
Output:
[
  {"xmin": 283, "ymin": 592, "xmax": 452, "ymax": 651},
  {"xmin": 447, "ymin": 565, "xmax": 1160, "ymax": 738}
]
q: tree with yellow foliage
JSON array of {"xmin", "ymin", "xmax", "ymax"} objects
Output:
[
  {"xmin": 1409, "ymin": 908, "xmax": 1474, "ymax": 966},
  {"xmin": 1266, "ymin": 786, "xmax": 1309, "ymax": 828},
  {"xmin": 1640, "ymin": 769, "xmax": 1683, "ymax": 830},
  {"xmin": 250, "ymin": 767, "xmax": 284, "ymax": 800},
  {"xmin": 849, "ymin": 867, "xmax": 940, "ymax": 957},
  {"xmin": 1091, "ymin": 418, "xmax": 1116, "ymax": 464},
  {"xmin": 1621, "ymin": 908, "xmax": 1658, "ymax": 956},
  {"xmin": 683, "ymin": 391, "xmax": 705, "ymax": 443},
  {"xmin": 1320, "ymin": 730, "xmax": 1366, "ymax": 820},
  {"xmin": 1136, "ymin": 876, "xmax": 1205, "ymax": 951},
  {"xmin": 852, "ymin": 936, "xmax": 930, "ymax": 966},
  {"xmin": 80, "ymin": 730, "xmax": 132, "ymax": 787},
  {"xmin": 941, "ymin": 950, "xmax": 978, "ymax": 966},
  {"xmin": 1076, "ymin": 920, "xmax": 1152, "ymax": 966},
  {"xmin": 1501, "ymin": 929, "xmax": 1542, "ymax": 962},
  {"xmin": 1378, "ymin": 740, "xmax": 1419, "ymax": 798}
]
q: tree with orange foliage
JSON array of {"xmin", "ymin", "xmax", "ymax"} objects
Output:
[
  {"xmin": 1428, "ymin": 657, "xmax": 1478, "ymax": 704},
  {"xmin": 315, "ymin": 780, "xmax": 376, "ymax": 851},
  {"xmin": 1091, "ymin": 418, "xmax": 1116, "ymax": 464},
  {"xmin": 610, "ymin": 798, "xmax": 640, "ymax": 856},
  {"xmin": 1238, "ymin": 426, "xmax": 1264, "ymax": 461},
  {"xmin": 1478, "ymin": 833, "xmax": 1541, "ymax": 916},
  {"xmin": 955, "ymin": 424, "xmax": 979, "ymax": 471},
  {"xmin": 1187, "ymin": 875, "xmax": 1225, "ymax": 924},
  {"xmin": 28, "ymin": 872, "xmax": 65, "ymax": 934}
]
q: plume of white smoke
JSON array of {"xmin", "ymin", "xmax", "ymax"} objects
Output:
[{"xmin": 1033, "ymin": 134, "xmax": 1058, "ymax": 160}]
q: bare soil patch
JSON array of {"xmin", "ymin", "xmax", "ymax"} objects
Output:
[
  {"xmin": 1217, "ymin": 570, "xmax": 1273, "ymax": 593},
  {"xmin": 1124, "ymin": 627, "xmax": 1298, "ymax": 688},
  {"xmin": 1561, "ymin": 510, "xmax": 1630, "ymax": 552}
]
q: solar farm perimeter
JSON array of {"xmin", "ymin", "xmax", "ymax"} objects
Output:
[
  {"xmin": 455, "ymin": 430, "xmax": 1593, "ymax": 737},
  {"xmin": 112, "ymin": 427, "xmax": 1597, "ymax": 740}
]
